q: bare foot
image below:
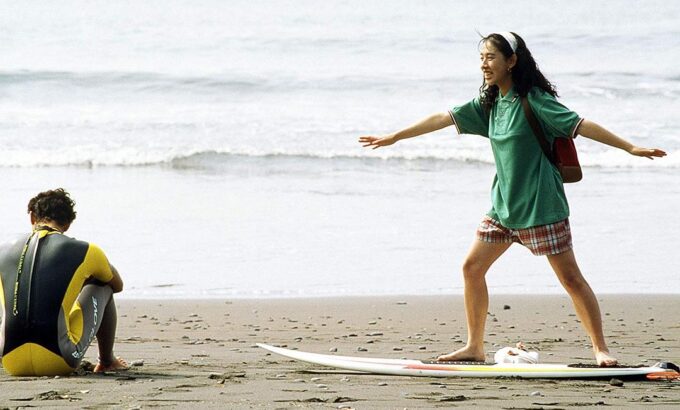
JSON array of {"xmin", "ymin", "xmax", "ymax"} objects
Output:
[
  {"xmin": 595, "ymin": 350, "xmax": 618, "ymax": 367},
  {"xmin": 94, "ymin": 357, "xmax": 129, "ymax": 373},
  {"xmin": 436, "ymin": 346, "xmax": 485, "ymax": 362}
]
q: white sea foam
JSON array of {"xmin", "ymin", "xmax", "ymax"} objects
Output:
[{"xmin": 2, "ymin": 145, "xmax": 679, "ymax": 170}]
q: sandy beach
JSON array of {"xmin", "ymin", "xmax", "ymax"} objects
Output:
[
  {"xmin": 4, "ymin": 2, "xmax": 680, "ymax": 408},
  {"xmin": 0, "ymin": 295, "xmax": 678, "ymax": 408}
]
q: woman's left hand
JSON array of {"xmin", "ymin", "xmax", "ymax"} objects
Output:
[{"xmin": 628, "ymin": 146, "xmax": 667, "ymax": 160}]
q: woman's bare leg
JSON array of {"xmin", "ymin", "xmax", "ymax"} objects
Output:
[
  {"xmin": 546, "ymin": 249, "xmax": 617, "ymax": 366},
  {"xmin": 437, "ymin": 240, "xmax": 511, "ymax": 361}
]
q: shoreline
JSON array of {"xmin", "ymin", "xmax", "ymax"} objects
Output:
[
  {"xmin": 114, "ymin": 291, "xmax": 680, "ymax": 300},
  {"xmin": 4, "ymin": 164, "xmax": 680, "ymax": 298}
]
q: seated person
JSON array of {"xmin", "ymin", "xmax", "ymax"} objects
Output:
[{"xmin": 0, "ymin": 188, "xmax": 127, "ymax": 376}]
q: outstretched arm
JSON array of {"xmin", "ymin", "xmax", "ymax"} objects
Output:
[
  {"xmin": 359, "ymin": 112, "xmax": 453, "ymax": 149},
  {"xmin": 576, "ymin": 120, "xmax": 666, "ymax": 159}
]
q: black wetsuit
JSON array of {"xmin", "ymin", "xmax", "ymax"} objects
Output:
[{"xmin": 0, "ymin": 228, "xmax": 113, "ymax": 376}]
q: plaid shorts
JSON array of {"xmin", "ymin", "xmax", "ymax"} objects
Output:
[{"xmin": 476, "ymin": 216, "xmax": 573, "ymax": 256}]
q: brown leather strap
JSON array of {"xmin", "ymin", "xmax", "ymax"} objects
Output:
[{"xmin": 521, "ymin": 97, "xmax": 553, "ymax": 162}]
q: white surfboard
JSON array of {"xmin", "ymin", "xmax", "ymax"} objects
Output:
[{"xmin": 258, "ymin": 343, "xmax": 680, "ymax": 380}]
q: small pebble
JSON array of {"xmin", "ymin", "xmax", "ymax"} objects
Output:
[
  {"xmin": 329, "ymin": 347, "xmax": 338, "ymax": 352},
  {"xmin": 378, "ymin": 382, "xmax": 388, "ymax": 386},
  {"xmin": 530, "ymin": 391, "xmax": 542, "ymax": 397},
  {"xmin": 610, "ymin": 378, "xmax": 624, "ymax": 387},
  {"xmin": 131, "ymin": 360, "xmax": 144, "ymax": 367},
  {"xmin": 311, "ymin": 377, "xmax": 322, "ymax": 382},
  {"xmin": 503, "ymin": 305, "xmax": 511, "ymax": 310},
  {"xmin": 357, "ymin": 347, "xmax": 368, "ymax": 352}
]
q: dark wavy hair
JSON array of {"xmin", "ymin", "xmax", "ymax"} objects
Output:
[
  {"xmin": 27, "ymin": 188, "xmax": 77, "ymax": 227},
  {"xmin": 479, "ymin": 32, "xmax": 558, "ymax": 115}
]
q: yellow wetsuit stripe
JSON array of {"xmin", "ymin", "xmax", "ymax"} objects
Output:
[{"xmin": 61, "ymin": 243, "xmax": 113, "ymax": 344}]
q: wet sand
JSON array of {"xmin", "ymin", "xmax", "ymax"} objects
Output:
[{"xmin": 1, "ymin": 295, "xmax": 678, "ymax": 408}]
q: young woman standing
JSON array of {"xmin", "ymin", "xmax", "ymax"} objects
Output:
[{"xmin": 359, "ymin": 32, "xmax": 666, "ymax": 366}]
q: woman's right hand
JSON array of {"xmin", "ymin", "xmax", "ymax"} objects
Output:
[{"xmin": 358, "ymin": 134, "xmax": 398, "ymax": 150}]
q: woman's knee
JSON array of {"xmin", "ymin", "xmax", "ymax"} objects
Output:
[
  {"xmin": 462, "ymin": 241, "xmax": 510, "ymax": 282},
  {"xmin": 557, "ymin": 268, "xmax": 589, "ymax": 292},
  {"xmin": 548, "ymin": 251, "xmax": 589, "ymax": 292},
  {"xmin": 462, "ymin": 257, "xmax": 488, "ymax": 282}
]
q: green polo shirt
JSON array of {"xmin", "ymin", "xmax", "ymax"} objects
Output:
[{"xmin": 449, "ymin": 86, "xmax": 583, "ymax": 229}]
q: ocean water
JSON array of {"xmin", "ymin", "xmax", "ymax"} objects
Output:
[{"xmin": 1, "ymin": 0, "xmax": 679, "ymax": 298}]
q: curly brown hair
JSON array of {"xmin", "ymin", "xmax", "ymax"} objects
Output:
[{"xmin": 27, "ymin": 188, "xmax": 77, "ymax": 227}]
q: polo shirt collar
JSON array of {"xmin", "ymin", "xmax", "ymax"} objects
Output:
[{"xmin": 498, "ymin": 86, "xmax": 519, "ymax": 102}]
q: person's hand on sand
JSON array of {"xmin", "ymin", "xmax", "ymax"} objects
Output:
[
  {"xmin": 627, "ymin": 146, "xmax": 667, "ymax": 160},
  {"xmin": 359, "ymin": 135, "xmax": 398, "ymax": 149}
]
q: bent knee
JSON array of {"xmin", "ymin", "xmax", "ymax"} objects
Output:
[
  {"xmin": 557, "ymin": 269, "xmax": 588, "ymax": 291},
  {"xmin": 462, "ymin": 258, "xmax": 489, "ymax": 281}
]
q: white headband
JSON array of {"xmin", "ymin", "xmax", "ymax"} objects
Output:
[{"xmin": 497, "ymin": 32, "xmax": 518, "ymax": 53}]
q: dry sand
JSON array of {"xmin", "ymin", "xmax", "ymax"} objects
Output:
[{"xmin": 1, "ymin": 295, "xmax": 678, "ymax": 409}]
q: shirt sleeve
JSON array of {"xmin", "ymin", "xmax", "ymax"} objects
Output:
[
  {"xmin": 448, "ymin": 97, "xmax": 489, "ymax": 138},
  {"xmin": 85, "ymin": 243, "xmax": 114, "ymax": 283},
  {"xmin": 529, "ymin": 90, "xmax": 582, "ymax": 139}
]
